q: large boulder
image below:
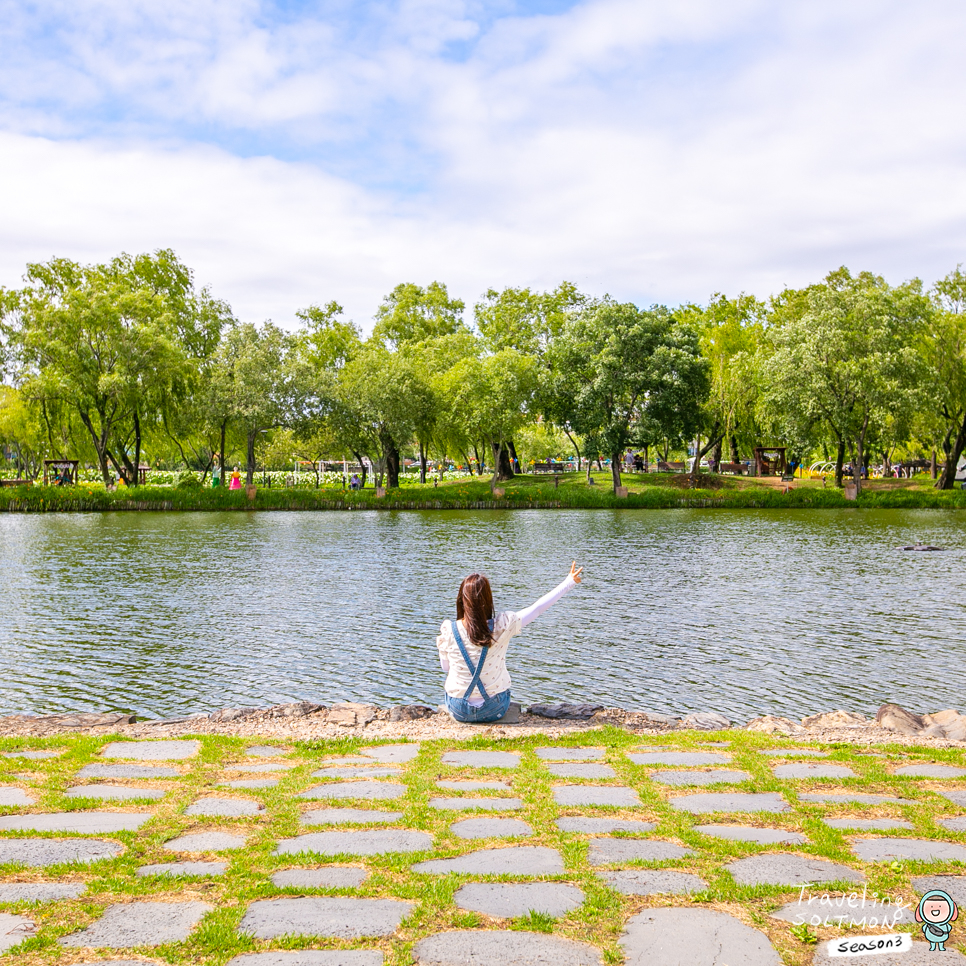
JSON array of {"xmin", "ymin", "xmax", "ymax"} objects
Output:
[
  {"xmin": 746, "ymin": 715, "xmax": 804, "ymax": 735},
  {"xmin": 801, "ymin": 710, "xmax": 866, "ymax": 729},
  {"xmin": 876, "ymin": 703, "xmax": 924, "ymax": 735}
]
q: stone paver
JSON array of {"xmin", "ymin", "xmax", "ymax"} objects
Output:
[
  {"xmin": 165, "ymin": 832, "xmax": 247, "ymax": 851},
  {"xmin": 620, "ymin": 908, "xmax": 781, "ymax": 966},
  {"xmin": 313, "ymin": 767, "xmax": 402, "ymax": 779},
  {"xmin": 100, "ymin": 740, "xmax": 200, "ymax": 761},
  {"xmin": 893, "ymin": 763, "xmax": 966, "ymax": 778},
  {"xmin": 669, "ymin": 792, "xmax": 789, "ymax": 813},
  {"xmin": 223, "ymin": 778, "xmax": 278, "ymax": 789},
  {"xmin": 598, "ymin": 870, "xmax": 707, "ymax": 895},
  {"xmin": 246, "ymin": 746, "xmax": 291, "ymax": 757},
  {"xmin": 627, "ymin": 752, "xmax": 730, "ymax": 766},
  {"xmin": 429, "ymin": 797, "xmax": 522, "ymax": 811},
  {"xmin": 60, "ymin": 900, "xmax": 212, "ymax": 947},
  {"xmin": 812, "ymin": 942, "xmax": 966, "ymax": 965},
  {"xmin": 65, "ymin": 786, "xmax": 166, "ymax": 801},
  {"xmin": 553, "ymin": 786, "xmax": 640, "ymax": 807},
  {"xmin": 79, "ymin": 763, "xmax": 180, "ymax": 779},
  {"xmin": 0, "ymin": 812, "xmax": 151, "ymax": 833},
  {"xmin": 302, "ymin": 809, "xmax": 403, "ymax": 825},
  {"xmin": 556, "ymin": 817, "xmax": 656, "ymax": 834},
  {"xmin": 767, "ymin": 749, "xmax": 830, "ymax": 757},
  {"xmin": 535, "ymin": 747, "xmax": 604, "ymax": 761},
  {"xmin": 939, "ymin": 816, "xmax": 966, "ymax": 832},
  {"xmin": 185, "ymin": 797, "xmax": 265, "ymax": 817},
  {"xmin": 650, "ymin": 769, "xmax": 751, "ymax": 786},
  {"xmin": 823, "ymin": 817, "xmax": 913, "ymax": 830},
  {"xmin": 695, "ymin": 824, "xmax": 806, "ymax": 844},
  {"xmin": 726, "ymin": 853, "xmax": 864, "ymax": 885},
  {"xmin": 0, "ymin": 913, "xmax": 35, "ymax": 952},
  {"xmin": 300, "ymin": 782, "xmax": 403, "ymax": 801},
  {"xmin": 912, "ymin": 875, "xmax": 966, "ymax": 906},
  {"xmin": 588, "ymin": 839, "xmax": 691, "ymax": 865},
  {"xmin": 799, "ymin": 792, "xmax": 909, "ymax": 805},
  {"xmin": 414, "ymin": 931, "xmax": 600, "ymax": 966},
  {"xmin": 229, "ymin": 953, "xmax": 382, "ymax": 966},
  {"xmin": 137, "ymin": 861, "xmax": 227, "ymax": 877},
  {"xmin": 939, "ymin": 790, "xmax": 966, "ymax": 807},
  {"xmin": 275, "ymin": 830, "xmax": 432, "ymax": 856},
  {"xmin": 435, "ymin": 780, "xmax": 511, "ymax": 791},
  {"xmin": 772, "ymin": 763, "xmax": 856, "ymax": 779},
  {"xmin": 272, "ymin": 868, "xmax": 369, "ymax": 889},
  {"xmin": 441, "ymin": 752, "xmax": 520, "ymax": 769},
  {"xmin": 0, "ymin": 788, "xmax": 33, "ymax": 806},
  {"xmin": 0, "ymin": 838, "xmax": 122, "ymax": 866},
  {"xmin": 1, "ymin": 750, "xmax": 59, "ymax": 760},
  {"xmin": 451, "ymin": 818, "xmax": 532, "ymax": 839},
  {"xmin": 546, "ymin": 763, "xmax": 616, "ymax": 779},
  {"xmin": 770, "ymin": 896, "xmax": 914, "ymax": 925},
  {"xmin": 850, "ymin": 837, "xmax": 966, "ymax": 862},
  {"xmin": 454, "ymin": 882, "xmax": 583, "ymax": 917},
  {"xmin": 240, "ymin": 897, "xmax": 412, "ymax": 938},
  {"xmin": 231, "ymin": 763, "xmax": 295, "ymax": 772},
  {"xmin": 413, "ymin": 846, "xmax": 563, "ymax": 875},
  {"xmin": 361, "ymin": 745, "xmax": 420, "ymax": 763},
  {"xmin": 0, "ymin": 882, "xmax": 86, "ymax": 902}
]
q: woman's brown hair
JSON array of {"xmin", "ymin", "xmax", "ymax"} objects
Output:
[{"xmin": 456, "ymin": 573, "xmax": 495, "ymax": 647}]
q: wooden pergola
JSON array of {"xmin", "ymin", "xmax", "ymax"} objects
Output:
[
  {"xmin": 753, "ymin": 447, "xmax": 787, "ymax": 477},
  {"xmin": 43, "ymin": 459, "xmax": 79, "ymax": 486}
]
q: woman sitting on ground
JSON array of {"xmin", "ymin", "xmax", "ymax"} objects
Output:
[{"xmin": 436, "ymin": 563, "xmax": 583, "ymax": 723}]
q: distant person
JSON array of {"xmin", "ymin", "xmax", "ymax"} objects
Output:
[
  {"xmin": 229, "ymin": 467, "xmax": 242, "ymax": 490},
  {"xmin": 350, "ymin": 473, "xmax": 361, "ymax": 490},
  {"xmin": 212, "ymin": 466, "xmax": 221, "ymax": 488},
  {"xmin": 436, "ymin": 562, "xmax": 583, "ymax": 723}
]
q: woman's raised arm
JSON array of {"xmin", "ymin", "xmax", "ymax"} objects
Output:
[{"xmin": 517, "ymin": 561, "xmax": 583, "ymax": 628}]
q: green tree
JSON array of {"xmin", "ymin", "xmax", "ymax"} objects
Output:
[
  {"xmin": 761, "ymin": 268, "xmax": 930, "ymax": 494},
  {"xmin": 372, "ymin": 282, "xmax": 466, "ymax": 349}
]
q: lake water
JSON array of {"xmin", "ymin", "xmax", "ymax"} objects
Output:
[{"xmin": 1, "ymin": 509, "xmax": 964, "ymax": 721}]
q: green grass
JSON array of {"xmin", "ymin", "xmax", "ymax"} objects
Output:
[
  {"xmin": 1, "ymin": 729, "xmax": 965, "ymax": 966},
  {"xmin": 3, "ymin": 472, "xmax": 966, "ymax": 512}
]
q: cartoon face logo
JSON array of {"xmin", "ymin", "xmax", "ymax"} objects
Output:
[{"xmin": 916, "ymin": 889, "xmax": 959, "ymax": 952}]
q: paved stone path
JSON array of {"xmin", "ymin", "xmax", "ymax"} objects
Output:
[
  {"xmin": 414, "ymin": 931, "xmax": 600, "ymax": 966},
  {"xmin": 619, "ymin": 908, "xmax": 781, "ymax": 966},
  {"xmin": 272, "ymin": 868, "xmax": 369, "ymax": 889},
  {"xmin": 5, "ymin": 734, "xmax": 966, "ymax": 965},
  {"xmin": 1, "ymin": 750, "xmax": 60, "ymax": 760},
  {"xmin": 0, "ymin": 913, "xmax": 35, "ymax": 952},
  {"xmin": 275, "ymin": 830, "xmax": 432, "ymax": 856},
  {"xmin": 725, "ymin": 854, "xmax": 865, "ymax": 885},
  {"xmin": 450, "ymin": 817, "xmax": 532, "ymax": 838},
  {"xmin": 240, "ymin": 897, "xmax": 412, "ymax": 939},
  {"xmin": 598, "ymin": 870, "xmax": 707, "ymax": 895},
  {"xmin": 412, "ymin": 846, "xmax": 564, "ymax": 875},
  {"xmin": 453, "ymin": 882, "xmax": 584, "ymax": 917},
  {"xmin": 65, "ymin": 785, "xmax": 166, "ymax": 800},
  {"xmin": 301, "ymin": 808, "xmax": 404, "ymax": 825},
  {"xmin": 60, "ymin": 901, "xmax": 212, "ymax": 946}
]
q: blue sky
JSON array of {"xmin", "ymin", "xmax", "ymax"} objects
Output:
[{"xmin": 1, "ymin": 0, "xmax": 964, "ymax": 328}]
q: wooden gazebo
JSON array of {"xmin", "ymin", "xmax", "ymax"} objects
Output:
[
  {"xmin": 753, "ymin": 447, "xmax": 787, "ymax": 477},
  {"xmin": 43, "ymin": 459, "xmax": 79, "ymax": 486}
]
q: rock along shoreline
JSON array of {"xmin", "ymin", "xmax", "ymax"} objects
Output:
[{"xmin": 0, "ymin": 700, "xmax": 962, "ymax": 748}]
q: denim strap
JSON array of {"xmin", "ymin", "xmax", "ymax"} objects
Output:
[{"xmin": 451, "ymin": 619, "xmax": 491, "ymax": 701}]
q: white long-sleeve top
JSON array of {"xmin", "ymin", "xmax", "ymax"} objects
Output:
[{"xmin": 437, "ymin": 575, "xmax": 578, "ymax": 703}]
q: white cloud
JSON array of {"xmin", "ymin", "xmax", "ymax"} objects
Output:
[{"xmin": 1, "ymin": 0, "xmax": 966, "ymax": 328}]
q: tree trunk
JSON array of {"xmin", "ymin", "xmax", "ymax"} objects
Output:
[
  {"xmin": 834, "ymin": 438, "xmax": 846, "ymax": 488},
  {"xmin": 711, "ymin": 438, "xmax": 722, "ymax": 472},
  {"xmin": 562, "ymin": 428, "xmax": 581, "ymax": 467},
  {"xmin": 131, "ymin": 410, "xmax": 142, "ymax": 487},
  {"xmin": 689, "ymin": 427, "xmax": 722, "ymax": 483},
  {"xmin": 246, "ymin": 429, "xmax": 258, "ymax": 485},
  {"xmin": 610, "ymin": 452, "xmax": 622, "ymax": 493},
  {"xmin": 852, "ymin": 414, "xmax": 870, "ymax": 497},
  {"xmin": 78, "ymin": 407, "xmax": 114, "ymax": 485},
  {"xmin": 729, "ymin": 435, "xmax": 739, "ymax": 463},
  {"xmin": 881, "ymin": 450, "xmax": 891, "ymax": 480},
  {"xmin": 472, "ymin": 443, "xmax": 483, "ymax": 475},
  {"xmin": 508, "ymin": 440, "xmax": 521, "ymax": 475},
  {"xmin": 491, "ymin": 440, "xmax": 514, "ymax": 482},
  {"xmin": 419, "ymin": 441, "xmax": 427, "ymax": 484},
  {"xmin": 931, "ymin": 449, "xmax": 938, "ymax": 480},
  {"xmin": 220, "ymin": 420, "xmax": 227, "ymax": 481},
  {"xmin": 352, "ymin": 450, "xmax": 367, "ymax": 487},
  {"xmin": 937, "ymin": 411, "xmax": 966, "ymax": 489},
  {"xmin": 384, "ymin": 437, "xmax": 400, "ymax": 489}
]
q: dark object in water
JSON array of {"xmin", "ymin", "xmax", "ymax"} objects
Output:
[{"xmin": 899, "ymin": 544, "xmax": 946, "ymax": 551}]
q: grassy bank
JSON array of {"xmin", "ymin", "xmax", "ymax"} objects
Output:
[{"xmin": 2, "ymin": 472, "xmax": 965, "ymax": 512}]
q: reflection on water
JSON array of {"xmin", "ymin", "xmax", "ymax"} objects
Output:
[{"xmin": 0, "ymin": 509, "xmax": 964, "ymax": 720}]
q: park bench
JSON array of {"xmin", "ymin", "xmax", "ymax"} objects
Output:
[
  {"xmin": 657, "ymin": 460, "xmax": 686, "ymax": 473},
  {"xmin": 533, "ymin": 462, "xmax": 567, "ymax": 473},
  {"xmin": 0, "ymin": 479, "xmax": 31, "ymax": 487},
  {"xmin": 719, "ymin": 462, "xmax": 746, "ymax": 475}
]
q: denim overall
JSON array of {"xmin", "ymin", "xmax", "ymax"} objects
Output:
[{"xmin": 443, "ymin": 619, "xmax": 512, "ymax": 723}]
